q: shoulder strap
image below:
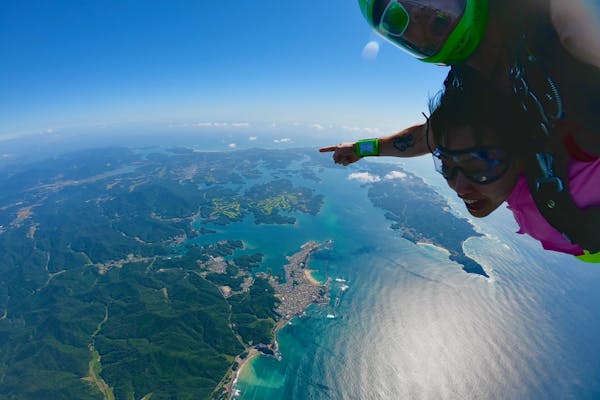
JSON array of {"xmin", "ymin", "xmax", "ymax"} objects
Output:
[
  {"xmin": 510, "ymin": 34, "xmax": 600, "ymax": 253},
  {"xmin": 523, "ymin": 125, "xmax": 600, "ymax": 253}
]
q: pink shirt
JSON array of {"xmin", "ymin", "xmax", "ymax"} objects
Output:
[{"xmin": 506, "ymin": 158, "xmax": 600, "ymax": 255}]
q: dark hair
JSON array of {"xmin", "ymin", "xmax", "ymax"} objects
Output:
[{"xmin": 429, "ymin": 67, "xmax": 531, "ymax": 156}]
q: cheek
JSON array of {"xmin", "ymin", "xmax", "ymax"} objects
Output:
[
  {"xmin": 502, "ymin": 164, "xmax": 523, "ymax": 195},
  {"xmin": 486, "ymin": 183, "xmax": 511, "ymax": 200},
  {"xmin": 484, "ymin": 168, "xmax": 520, "ymax": 200}
]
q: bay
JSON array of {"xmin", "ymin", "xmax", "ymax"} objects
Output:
[{"xmin": 192, "ymin": 157, "xmax": 600, "ymax": 399}]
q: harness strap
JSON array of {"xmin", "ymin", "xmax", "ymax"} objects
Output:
[
  {"xmin": 510, "ymin": 32, "xmax": 600, "ymax": 253},
  {"xmin": 523, "ymin": 124, "xmax": 600, "ymax": 253}
]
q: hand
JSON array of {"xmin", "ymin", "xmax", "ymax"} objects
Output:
[{"xmin": 319, "ymin": 142, "xmax": 361, "ymax": 166}]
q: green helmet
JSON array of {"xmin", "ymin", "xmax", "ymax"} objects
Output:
[{"xmin": 358, "ymin": 0, "xmax": 488, "ymax": 65}]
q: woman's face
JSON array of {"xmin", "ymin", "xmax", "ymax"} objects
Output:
[
  {"xmin": 400, "ymin": 0, "xmax": 465, "ymax": 56},
  {"xmin": 440, "ymin": 125, "xmax": 521, "ymax": 218}
]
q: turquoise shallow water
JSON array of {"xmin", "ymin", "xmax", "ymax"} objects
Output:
[{"xmin": 196, "ymin": 160, "xmax": 600, "ymax": 400}]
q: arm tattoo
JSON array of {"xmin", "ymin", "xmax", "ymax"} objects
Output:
[{"xmin": 393, "ymin": 133, "xmax": 415, "ymax": 152}]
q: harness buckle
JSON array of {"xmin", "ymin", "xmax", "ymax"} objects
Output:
[{"xmin": 535, "ymin": 152, "xmax": 564, "ymax": 193}]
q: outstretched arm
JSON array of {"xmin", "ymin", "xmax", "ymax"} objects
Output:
[{"xmin": 319, "ymin": 123, "xmax": 434, "ymax": 166}]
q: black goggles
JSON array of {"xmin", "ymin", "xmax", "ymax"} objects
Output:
[{"xmin": 432, "ymin": 145, "xmax": 511, "ymax": 184}]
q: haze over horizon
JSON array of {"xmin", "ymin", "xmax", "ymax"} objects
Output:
[{"xmin": 1, "ymin": 1, "xmax": 447, "ymax": 141}]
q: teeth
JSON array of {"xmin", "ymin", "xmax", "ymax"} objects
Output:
[{"xmin": 463, "ymin": 199, "xmax": 478, "ymax": 205}]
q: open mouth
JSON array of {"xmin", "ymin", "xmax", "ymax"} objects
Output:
[{"xmin": 462, "ymin": 198, "xmax": 486, "ymax": 213}]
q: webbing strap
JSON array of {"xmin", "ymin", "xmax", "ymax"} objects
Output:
[{"xmin": 524, "ymin": 131, "xmax": 600, "ymax": 253}]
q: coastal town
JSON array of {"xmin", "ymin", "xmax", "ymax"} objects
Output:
[
  {"xmin": 270, "ymin": 240, "xmax": 332, "ymax": 323},
  {"xmin": 217, "ymin": 240, "xmax": 333, "ymax": 399}
]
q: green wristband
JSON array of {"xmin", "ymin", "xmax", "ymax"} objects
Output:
[{"xmin": 355, "ymin": 139, "xmax": 380, "ymax": 157}]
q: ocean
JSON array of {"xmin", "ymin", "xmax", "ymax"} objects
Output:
[{"xmin": 193, "ymin": 156, "xmax": 600, "ymax": 399}]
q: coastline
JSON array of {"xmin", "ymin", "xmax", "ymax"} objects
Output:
[
  {"xmin": 221, "ymin": 239, "xmax": 332, "ymax": 399},
  {"xmin": 417, "ymin": 241, "xmax": 451, "ymax": 256},
  {"xmin": 225, "ymin": 348, "xmax": 260, "ymax": 399},
  {"xmin": 302, "ymin": 268, "xmax": 322, "ymax": 286},
  {"xmin": 227, "ymin": 313, "xmax": 292, "ymax": 399}
]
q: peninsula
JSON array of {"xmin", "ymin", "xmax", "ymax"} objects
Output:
[
  {"xmin": 217, "ymin": 240, "xmax": 331, "ymax": 399},
  {"xmin": 365, "ymin": 163, "xmax": 488, "ymax": 277}
]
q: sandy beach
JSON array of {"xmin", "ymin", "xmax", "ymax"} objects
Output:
[
  {"xmin": 222, "ymin": 348, "xmax": 260, "ymax": 399},
  {"xmin": 222, "ymin": 240, "xmax": 331, "ymax": 399},
  {"xmin": 302, "ymin": 269, "xmax": 322, "ymax": 286},
  {"xmin": 417, "ymin": 241, "xmax": 451, "ymax": 256}
]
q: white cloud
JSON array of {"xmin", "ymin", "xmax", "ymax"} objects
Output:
[
  {"xmin": 363, "ymin": 127, "xmax": 384, "ymax": 135},
  {"xmin": 339, "ymin": 125, "xmax": 383, "ymax": 135},
  {"xmin": 348, "ymin": 172, "xmax": 381, "ymax": 184},
  {"xmin": 384, "ymin": 171, "xmax": 407, "ymax": 180},
  {"xmin": 248, "ymin": 136, "xmax": 257, "ymax": 141},
  {"xmin": 341, "ymin": 125, "xmax": 361, "ymax": 132},
  {"xmin": 362, "ymin": 41, "xmax": 380, "ymax": 60},
  {"xmin": 274, "ymin": 138, "xmax": 293, "ymax": 144},
  {"xmin": 310, "ymin": 124, "xmax": 325, "ymax": 131},
  {"xmin": 228, "ymin": 143, "xmax": 237, "ymax": 148},
  {"xmin": 195, "ymin": 121, "xmax": 248, "ymax": 128}
]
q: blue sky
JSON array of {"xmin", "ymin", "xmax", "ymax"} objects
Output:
[{"xmin": 0, "ymin": 0, "xmax": 448, "ymax": 141}]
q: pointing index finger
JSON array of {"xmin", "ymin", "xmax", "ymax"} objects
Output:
[{"xmin": 319, "ymin": 146, "xmax": 337, "ymax": 152}]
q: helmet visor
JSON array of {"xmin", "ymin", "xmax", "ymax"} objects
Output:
[{"xmin": 375, "ymin": 0, "xmax": 467, "ymax": 58}]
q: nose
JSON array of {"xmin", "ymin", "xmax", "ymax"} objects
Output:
[{"xmin": 447, "ymin": 170, "xmax": 473, "ymax": 196}]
